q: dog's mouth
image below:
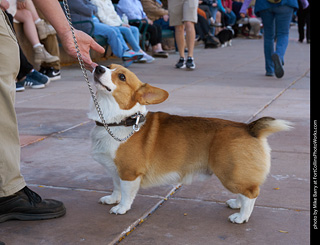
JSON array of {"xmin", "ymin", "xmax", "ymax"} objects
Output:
[{"xmin": 94, "ymin": 75, "xmax": 111, "ymax": 92}]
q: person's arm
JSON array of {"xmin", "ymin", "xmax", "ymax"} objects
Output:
[
  {"xmin": 141, "ymin": 0, "xmax": 168, "ymax": 19},
  {"xmin": 68, "ymin": 0, "xmax": 97, "ymax": 17},
  {"xmin": 239, "ymin": 0, "xmax": 252, "ymax": 17},
  {"xmin": 117, "ymin": 0, "xmax": 139, "ymax": 20},
  {"xmin": 216, "ymin": 0, "xmax": 225, "ymax": 13},
  {"xmin": 32, "ymin": 0, "xmax": 104, "ymax": 71},
  {"xmin": 299, "ymin": 0, "xmax": 309, "ymax": 9},
  {"xmin": 0, "ymin": 0, "xmax": 10, "ymax": 11}
]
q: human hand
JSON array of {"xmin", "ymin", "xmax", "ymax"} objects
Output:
[
  {"xmin": 59, "ymin": 29, "xmax": 105, "ymax": 72},
  {"xmin": 17, "ymin": 0, "xmax": 26, "ymax": 9},
  {"xmin": 163, "ymin": 14, "xmax": 169, "ymax": 22},
  {"xmin": 240, "ymin": 13, "xmax": 246, "ymax": 18},
  {"xmin": 0, "ymin": 0, "xmax": 10, "ymax": 10}
]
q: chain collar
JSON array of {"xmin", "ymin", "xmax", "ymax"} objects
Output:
[{"xmin": 95, "ymin": 112, "xmax": 145, "ymax": 129}]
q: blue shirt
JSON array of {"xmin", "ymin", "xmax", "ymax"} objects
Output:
[
  {"xmin": 240, "ymin": 0, "xmax": 299, "ymax": 16},
  {"xmin": 116, "ymin": 0, "xmax": 147, "ymax": 20}
]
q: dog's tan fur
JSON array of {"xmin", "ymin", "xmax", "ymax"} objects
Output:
[
  {"xmin": 116, "ymin": 113, "xmax": 270, "ymax": 198},
  {"xmin": 90, "ymin": 64, "xmax": 292, "ymax": 223}
]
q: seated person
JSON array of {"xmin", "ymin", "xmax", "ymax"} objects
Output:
[
  {"xmin": 140, "ymin": 0, "xmax": 171, "ymax": 30},
  {"xmin": 233, "ymin": 0, "xmax": 262, "ymax": 38},
  {"xmin": 199, "ymin": 0, "xmax": 222, "ymax": 35},
  {"xmin": 6, "ymin": 0, "xmax": 59, "ymax": 65},
  {"xmin": 141, "ymin": 0, "xmax": 176, "ymax": 50},
  {"xmin": 91, "ymin": 0, "xmax": 154, "ymax": 63},
  {"xmin": 196, "ymin": 8, "xmax": 220, "ymax": 48},
  {"xmin": 67, "ymin": 0, "xmax": 143, "ymax": 67},
  {"xmin": 116, "ymin": 0, "xmax": 168, "ymax": 58},
  {"xmin": 218, "ymin": 0, "xmax": 236, "ymax": 27},
  {"xmin": 5, "ymin": 11, "xmax": 49, "ymax": 91},
  {"xmin": 35, "ymin": 4, "xmax": 62, "ymax": 81}
]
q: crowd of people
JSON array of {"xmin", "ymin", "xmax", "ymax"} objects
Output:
[{"xmin": 1, "ymin": 0, "xmax": 310, "ymax": 91}]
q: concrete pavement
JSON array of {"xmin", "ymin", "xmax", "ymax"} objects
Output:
[{"xmin": 0, "ymin": 25, "xmax": 310, "ymax": 244}]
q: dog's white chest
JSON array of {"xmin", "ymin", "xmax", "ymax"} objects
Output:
[{"xmin": 90, "ymin": 126, "xmax": 121, "ymax": 168}]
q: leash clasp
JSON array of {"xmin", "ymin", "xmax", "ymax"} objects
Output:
[{"xmin": 131, "ymin": 112, "xmax": 142, "ymax": 132}]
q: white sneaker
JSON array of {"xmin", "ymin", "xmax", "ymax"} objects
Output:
[{"xmin": 143, "ymin": 53, "xmax": 155, "ymax": 63}]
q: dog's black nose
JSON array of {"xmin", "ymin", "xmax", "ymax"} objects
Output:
[{"xmin": 95, "ymin": 65, "xmax": 106, "ymax": 75}]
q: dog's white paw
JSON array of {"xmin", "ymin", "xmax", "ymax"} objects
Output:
[
  {"xmin": 228, "ymin": 213, "xmax": 248, "ymax": 224},
  {"xmin": 226, "ymin": 198, "xmax": 241, "ymax": 209},
  {"xmin": 99, "ymin": 195, "xmax": 121, "ymax": 205},
  {"xmin": 110, "ymin": 204, "xmax": 129, "ymax": 215}
]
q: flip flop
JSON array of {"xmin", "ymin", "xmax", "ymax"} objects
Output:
[{"xmin": 152, "ymin": 51, "xmax": 168, "ymax": 58}]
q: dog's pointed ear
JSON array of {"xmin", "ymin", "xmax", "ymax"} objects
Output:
[{"xmin": 135, "ymin": 83, "xmax": 169, "ymax": 105}]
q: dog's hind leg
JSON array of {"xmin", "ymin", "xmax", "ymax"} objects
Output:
[
  {"xmin": 228, "ymin": 194, "xmax": 256, "ymax": 224},
  {"xmin": 110, "ymin": 177, "xmax": 141, "ymax": 215},
  {"xmin": 226, "ymin": 195, "xmax": 242, "ymax": 209}
]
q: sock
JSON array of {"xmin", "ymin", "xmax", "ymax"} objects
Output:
[
  {"xmin": 34, "ymin": 18, "xmax": 42, "ymax": 24},
  {"xmin": 33, "ymin": 43, "xmax": 42, "ymax": 48}
]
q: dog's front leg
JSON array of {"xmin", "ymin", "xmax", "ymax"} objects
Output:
[
  {"xmin": 110, "ymin": 177, "xmax": 141, "ymax": 215},
  {"xmin": 100, "ymin": 174, "xmax": 121, "ymax": 205}
]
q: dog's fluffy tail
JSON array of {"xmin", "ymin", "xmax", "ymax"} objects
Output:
[{"xmin": 248, "ymin": 117, "xmax": 293, "ymax": 138}]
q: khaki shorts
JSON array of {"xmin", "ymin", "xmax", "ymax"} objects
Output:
[{"xmin": 168, "ymin": 0, "xmax": 198, "ymax": 26}]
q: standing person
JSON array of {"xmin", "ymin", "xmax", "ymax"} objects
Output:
[
  {"xmin": 0, "ymin": 0, "xmax": 104, "ymax": 222},
  {"xmin": 168, "ymin": 0, "xmax": 198, "ymax": 70},
  {"xmin": 240, "ymin": 0, "xmax": 299, "ymax": 78},
  {"xmin": 297, "ymin": 0, "xmax": 310, "ymax": 43}
]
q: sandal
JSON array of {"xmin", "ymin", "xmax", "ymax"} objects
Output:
[{"xmin": 152, "ymin": 51, "xmax": 169, "ymax": 58}]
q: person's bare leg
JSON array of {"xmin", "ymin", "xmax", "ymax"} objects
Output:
[
  {"xmin": 184, "ymin": 21, "xmax": 195, "ymax": 58},
  {"xmin": 175, "ymin": 24, "xmax": 185, "ymax": 58},
  {"xmin": 14, "ymin": 9, "xmax": 39, "ymax": 46},
  {"xmin": 25, "ymin": 0, "xmax": 41, "ymax": 22},
  {"xmin": 215, "ymin": 11, "xmax": 222, "ymax": 35}
]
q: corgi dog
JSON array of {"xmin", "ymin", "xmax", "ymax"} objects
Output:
[{"xmin": 88, "ymin": 64, "xmax": 292, "ymax": 224}]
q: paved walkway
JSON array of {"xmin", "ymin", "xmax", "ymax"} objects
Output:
[{"xmin": 0, "ymin": 26, "xmax": 310, "ymax": 245}]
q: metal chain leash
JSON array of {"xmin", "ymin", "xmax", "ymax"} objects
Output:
[{"xmin": 62, "ymin": 0, "xmax": 139, "ymax": 142}]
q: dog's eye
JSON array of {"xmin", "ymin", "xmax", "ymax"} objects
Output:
[{"xmin": 118, "ymin": 73, "xmax": 126, "ymax": 82}]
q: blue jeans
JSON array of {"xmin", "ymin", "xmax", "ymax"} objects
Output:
[
  {"xmin": 259, "ymin": 5, "xmax": 294, "ymax": 74},
  {"xmin": 208, "ymin": 6, "xmax": 218, "ymax": 35},
  {"xmin": 224, "ymin": 11, "xmax": 236, "ymax": 26},
  {"xmin": 93, "ymin": 17, "xmax": 129, "ymax": 58},
  {"xmin": 118, "ymin": 25, "xmax": 140, "ymax": 52}
]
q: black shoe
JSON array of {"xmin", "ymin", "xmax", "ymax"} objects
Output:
[
  {"xmin": 186, "ymin": 56, "xmax": 196, "ymax": 70},
  {"xmin": 175, "ymin": 57, "xmax": 185, "ymax": 69},
  {"xmin": 271, "ymin": 53, "xmax": 284, "ymax": 79},
  {"xmin": 39, "ymin": 67, "xmax": 61, "ymax": 81},
  {"xmin": 0, "ymin": 186, "xmax": 66, "ymax": 223}
]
